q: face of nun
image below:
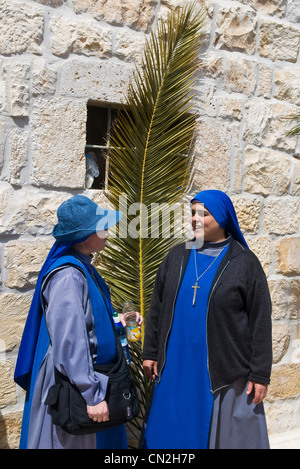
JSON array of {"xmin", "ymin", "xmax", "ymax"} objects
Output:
[
  {"xmin": 73, "ymin": 231, "xmax": 108, "ymax": 255},
  {"xmin": 191, "ymin": 202, "xmax": 226, "ymax": 243}
]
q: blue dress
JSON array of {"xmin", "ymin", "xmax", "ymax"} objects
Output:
[{"xmin": 142, "ymin": 243, "xmax": 229, "ymax": 449}]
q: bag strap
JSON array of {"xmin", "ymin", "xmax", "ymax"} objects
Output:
[{"xmin": 40, "ymin": 263, "xmax": 86, "ymax": 346}]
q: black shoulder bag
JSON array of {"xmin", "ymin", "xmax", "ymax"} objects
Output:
[
  {"xmin": 45, "ymin": 334, "xmax": 140, "ymax": 435},
  {"xmin": 44, "ymin": 265, "xmax": 140, "ymax": 435}
]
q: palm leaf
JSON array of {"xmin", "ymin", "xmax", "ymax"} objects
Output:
[
  {"xmin": 94, "ymin": 3, "xmax": 205, "ymax": 445},
  {"xmin": 280, "ymin": 112, "xmax": 300, "ymax": 136},
  {"xmin": 286, "ymin": 114, "xmax": 300, "ymax": 136},
  {"xmin": 96, "ymin": 3, "xmax": 204, "ymax": 318}
]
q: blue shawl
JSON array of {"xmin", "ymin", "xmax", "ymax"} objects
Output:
[
  {"xmin": 191, "ymin": 190, "xmax": 248, "ymax": 248},
  {"xmin": 14, "ymin": 241, "xmax": 80, "ymax": 390}
]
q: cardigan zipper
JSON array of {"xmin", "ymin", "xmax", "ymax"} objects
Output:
[
  {"xmin": 206, "ymin": 260, "xmax": 231, "ymax": 394},
  {"xmin": 157, "ymin": 259, "xmax": 184, "ymax": 383}
]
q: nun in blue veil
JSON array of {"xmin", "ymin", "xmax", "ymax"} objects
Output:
[
  {"xmin": 141, "ymin": 190, "xmax": 272, "ymax": 449},
  {"xmin": 14, "ymin": 195, "xmax": 133, "ymax": 449}
]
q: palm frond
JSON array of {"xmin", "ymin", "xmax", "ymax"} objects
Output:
[
  {"xmin": 281, "ymin": 113, "xmax": 300, "ymax": 136},
  {"xmin": 286, "ymin": 114, "xmax": 300, "ymax": 136},
  {"xmin": 96, "ymin": 3, "xmax": 204, "ymax": 320},
  {"xmin": 94, "ymin": 4, "xmax": 205, "ymax": 445}
]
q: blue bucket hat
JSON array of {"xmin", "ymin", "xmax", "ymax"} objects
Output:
[{"xmin": 52, "ymin": 195, "xmax": 121, "ymax": 242}]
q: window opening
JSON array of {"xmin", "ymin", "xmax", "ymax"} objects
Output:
[
  {"xmin": 85, "ymin": 104, "xmax": 189, "ymax": 190},
  {"xmin": 85, "ymin": 105, "xmax": 119, "ymax": 190}
]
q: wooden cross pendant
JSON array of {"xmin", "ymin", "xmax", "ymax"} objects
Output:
[{"xmin": 192, "ymin": 281, "xmax": 200, "ymax": 306}]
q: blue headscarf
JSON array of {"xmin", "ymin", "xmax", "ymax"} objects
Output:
[{"xmin": 191, "ymin": 190, "xmax": 248, "ymax": 248}]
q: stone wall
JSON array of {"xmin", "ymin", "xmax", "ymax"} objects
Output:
[{"xmin": 0, "ymin": 0, "xmax": 299, "ymax": 448}]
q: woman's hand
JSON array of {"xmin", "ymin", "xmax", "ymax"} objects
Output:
[
  {"xmin": 119, "ymin": 311, "xmax": 143, "ymax": 328},
  {"xmin": 143, "ymin": 360, "xmax": 158, "ymax": 380},
  {"xmin": 246, "ymin": 381, "xmax": 268, "ymax": 405},
  {"xmin": 87, "ymin": 400, "xmax": 109, "ymax": 422}
]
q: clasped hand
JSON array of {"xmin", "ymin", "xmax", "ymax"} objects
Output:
[{"xmin": 87, "ymin": 400, "xmax": 109, "ymax": 423}]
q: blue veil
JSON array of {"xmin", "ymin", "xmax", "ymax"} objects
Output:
[
  {"xmin": 191, "ymin": 190, "xmax": 248, "ymax": 248},
  {"xmin": 14, "ymin": 240, "xmax": 78, "ymax": 390}
]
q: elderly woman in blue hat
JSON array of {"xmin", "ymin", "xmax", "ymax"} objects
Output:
[
  {"xmin": 141, "ymin": 190, "xmax": 272, "ymax": 449},
  {"xmin": 15, "ymin": 195, "xmax": 140, "ymax": 449}
]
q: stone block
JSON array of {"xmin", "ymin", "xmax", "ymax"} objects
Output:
[
  {"xmin": 214, "ymin": 4, "xmax": 257, "ymax": 55},
  {"xmin": 198, "ymin": 52, "xmax": 223, "ymax": 80},
  {"xmin": 218, "ymin": 95, "xmax": 243, "ymax": 120},
  {"xmin": 194, "ymin": 84, "xmax": 217, "ymax": 118},
  {"xmin": 286, "ymin": 0, "xmax": 300, "ymax": 23},
  {"xmin": 289, "ymin": 280, "xmax": 300, "ymax": 320},
  {"xmin": 32, "ymin": 58, "xmax": 56, "ymax": 97},
  {"xmin": 259, "ymin": 18, "xmax": 300, "ymax": 62},
  {"xmin": 7, "ymin": 128, "xmax": 28, "ymax": 185},
  {"xmin": 243, "ymin": 100, "xmax": 297, "ymax": 152},
  {"xmin": 268, "ymin": 363, "xmax": 300, "ymax": 401},
  {"xmin": 0, "ymin": 62, "xmax": 31, "ymax": 117},
  {"xmin": 244, "ymin": 146, "xmax": 290, "ymax": 196},
  {"xmin": 0, "ymin": 63, "xmax": 5, "ymax": 114},
  {"xmin": 0, "ymin": 411, "xmax": 22, "ymax": 449},
  {"xmin": 265, "ymin": 399, "xmax": 300, "ymax": 435},
  {"xmin": 239, "ymin": 0, "xmax": 286, "ymax": 18},
  {"xmin": 61, "ymin": 60, "xmax": 133, "ymax": 104},
  {"xmin": 50, "ymin": 16, "xmax": 112, "ymax": 58},
  {"xmin": 114, "ymin": 29, "xmax": 146, "ymax": 64},
  {"xmin": 263, "ymin": 197, "xmax": 300, "ymax": 235},
  {"xmin": 0, "ymin": 183, "xmax": 69, "ymax": 236},
  {"xmin": 0, "ymin": 360, "xmax": 16, "ymax": 409},
  {"xmin": 192, "ymin": 118, "xmax": 231, "ymax": 191},
  {"xmin": 265, "ymin": 102, "xmax": 299, "ymax": 153},
  {"xmin": 30, "ymin": 98, "xmax": 87, "ymax": 188},
  {"xmin": 257, "ymin": 64, "xmax": 272, "ymax": 99},
  {"xmin": 268, "ymin": 278, "xmax": 288, "ymax": 321},
  {"xmin": 34, "ymin": 0, "xmax": 63, "ymax": 5},
  {"xmin": 0, "ymin": 293, "xmax": 32, "ymax": 352},
  {"xmin": 274, "ymin": 237, "xmax": 300, "ymax": 276},
  {"xmin": 231, "ymin": 195, "xmax": 260, "ymax": 233},
  {"xmin": 268, "ymin": 278, "xmax": 300, "ymax": 323},
  {"xmin": 73, "ymin": 0, "xmax": 157, "ymax": 31},
  {"xmin": 3, "ymin": 238, "xmax": 53, "ymax": 289},
  {"xmin": 0, "ymin": 121, "xmax": 5, "ymax": 171},
  {"xmin": 246, "ymin": 236, "xmax": 271, "ymax": 276},
  {"xmin": 274, "ymin": 68, "xmax": 300, "ymax": 106},
  {"xmin": 243, "ymin": 100, "xmax": 271, "ymax": 147},
  {"xmin": 0, "ymin": 0, "xmax": 43, "ymax": 56},
  {"xmin": 291, "ymin": 159, "xmax": 300, "ymax": 196},
  {"xmin": 224, "ymin": 57, "xmax": 256, "ymax": 96},
  {"xmin": 272, "ymin": 323, "xmax": 290, "ymax": 364}
]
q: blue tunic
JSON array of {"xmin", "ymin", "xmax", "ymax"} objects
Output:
[{"xmin": 142, "ymin": 242, "xmax": 229, "ymax": 449}]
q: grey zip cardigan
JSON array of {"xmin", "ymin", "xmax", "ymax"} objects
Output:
[{"xmin": 142, "ymin": 236, "xmax": 272, "ymax": 393}]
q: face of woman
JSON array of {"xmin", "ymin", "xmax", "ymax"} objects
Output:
[
  {"xmin": 74, "ymin": 231, "xmax": 108, "ymax": 255},
  {"xmin": 191, "ymin": 202, "xmax": 226, "ymax": 243},
  {"xmin": 87, "ymin": 231, "xmax": 108, "ymax": 252}
]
